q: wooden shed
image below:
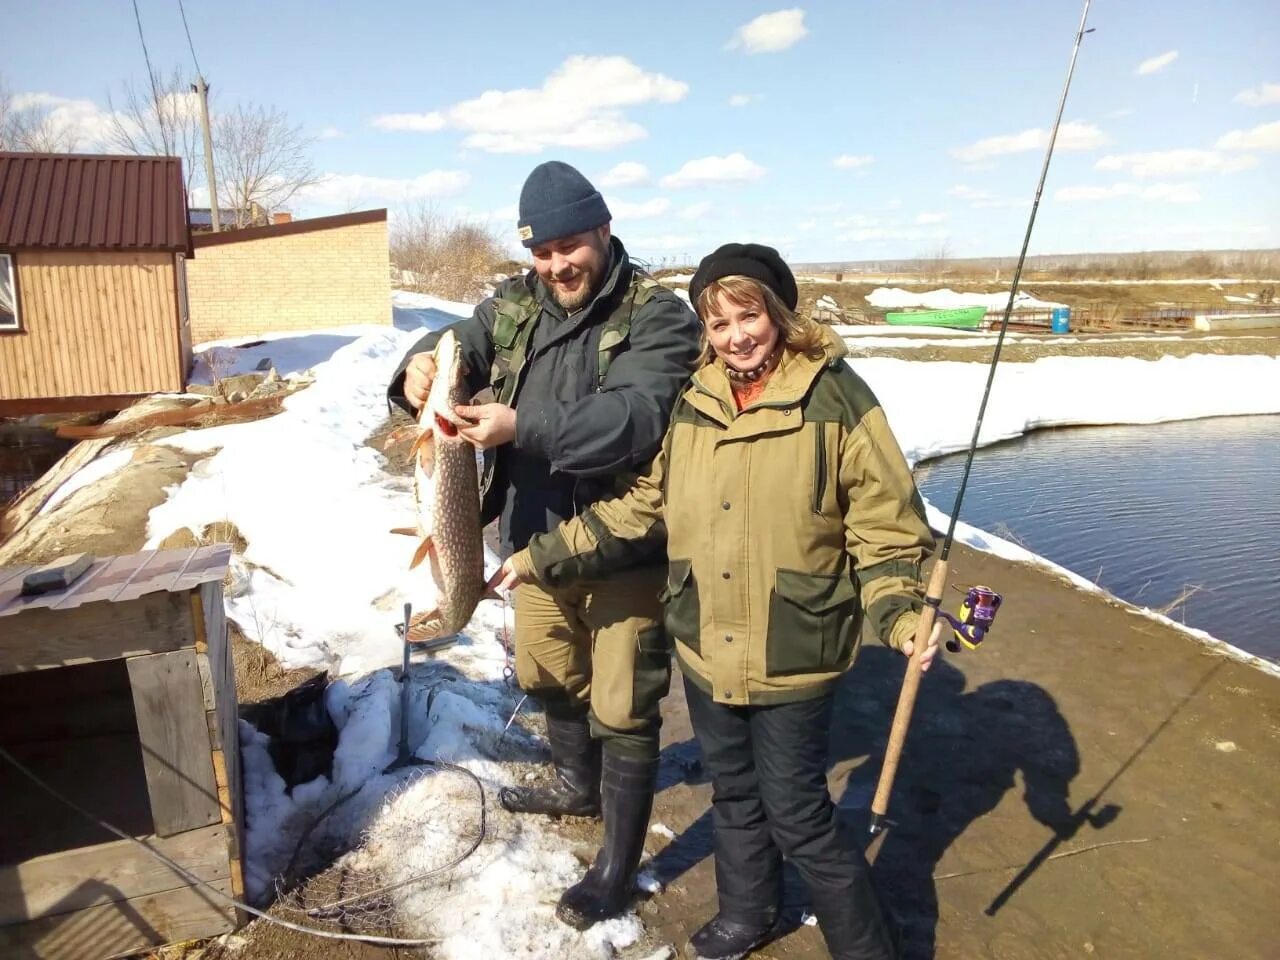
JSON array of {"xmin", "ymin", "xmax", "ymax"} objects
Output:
[
  {"xmin": 0, "ymin": 546, "xmax": 243, "ymax": 959},
  {"xmin": 0, "ymin": 152, "xmax": 195, "ymax": 416}
]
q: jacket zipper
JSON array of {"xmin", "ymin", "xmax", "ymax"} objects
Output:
[{"xmin": 813, "ymin": 424, "xmax": 827, "ymax": 514}]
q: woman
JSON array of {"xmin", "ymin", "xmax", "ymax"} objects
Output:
[{"xmin": 493, "ymin": 243, "xmax": 939, "ymax": 960}]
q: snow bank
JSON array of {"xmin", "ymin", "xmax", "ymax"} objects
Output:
[{"xmin": 865, "ymin": 286, "xmax": 1067, "ymax": 311}]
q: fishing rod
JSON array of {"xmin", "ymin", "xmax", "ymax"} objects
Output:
[{"xmin": 868, "ymin": 0, "xmax": 1095, "ymax": 840}]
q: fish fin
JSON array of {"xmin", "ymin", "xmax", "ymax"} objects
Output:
[
  {"xmin": 390, "ymin": 526, "xmax": 419, "ymax": 537},
  {"xmin": 412, "ymin": 429, "xmax": 436, "ymax": 473},
  {"xmin": 408, "ymin": 536, "xmax": 435, "ymax": 570},
  {"xmin": 382, "ymin": 424, "xmax": 418, "ymax": 450},
  {"xmin": 406, "ymin": 610, "xmax": 442, "ymax": 644}
]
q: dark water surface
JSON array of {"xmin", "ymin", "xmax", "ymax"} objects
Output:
[{"xmin": 916, "ymin": 414, "xmax": 1280, "ymax": 663}]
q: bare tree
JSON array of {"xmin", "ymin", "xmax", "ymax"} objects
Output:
[
  {"xmin": 0, "ymin": 76, "xmax": 83, "ymax": 152},
  {"xmin": 921, "ymin": 240, "xmax": 952, "ymax": 282},
  {"xmin": 105, "ymin": 68, "xmax": 203, "ymax": 193},
  {"xmin": 390, "ymin": 205, "xmax": 506, "ymax": 302},
  {"xmin": 214, "ymin": 103, "xmax": 319, "ymax": 226}
]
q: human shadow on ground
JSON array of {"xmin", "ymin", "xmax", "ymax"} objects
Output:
[{"xmin": 651, "ymin": 647, "xmax": 1091, "ymax": 958}]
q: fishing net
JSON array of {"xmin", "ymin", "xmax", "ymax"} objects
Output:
[{"xmin": 273, "ymin": 759, "xmax": 486, "ymax": 938}]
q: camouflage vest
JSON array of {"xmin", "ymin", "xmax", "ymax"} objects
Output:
[{"xmin": 488, "ymin": 272, "xmax": 663, "ymax": 406}]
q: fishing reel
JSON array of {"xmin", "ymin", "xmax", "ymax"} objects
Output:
[{"xmin": 937, "ymin": 585, "xmax": 1002, "ymax": 653}]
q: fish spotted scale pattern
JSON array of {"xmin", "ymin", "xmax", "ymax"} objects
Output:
[{"xmin": 407, "ymin": 331, "xmax": 486, "ymax": 643}]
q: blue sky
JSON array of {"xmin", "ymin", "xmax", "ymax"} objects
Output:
[{"xmin": 5, "ymin": 1, "xmax": 1279, "ymax": 264}]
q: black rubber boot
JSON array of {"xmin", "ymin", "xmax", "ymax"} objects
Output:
[
  {"xmin": 686, "ymin": 911, "xmax": 781, "ymax": 960},
  {"xmin": 554, "ymin": 748, "xmax": 658, "ymax": 929},
  {"xmin": 499, "ymin": 712, "xmax": 601, "ymax": 817},
  {"xmin": 808, "ymin": 881, "xmax": 900, "ymax": 960}
]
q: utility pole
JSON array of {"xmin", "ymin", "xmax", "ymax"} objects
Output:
[{"xmin": 192, "ymin": 76, "xmax": 220, "ymax": 232}]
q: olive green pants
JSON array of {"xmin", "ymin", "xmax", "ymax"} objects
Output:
[{"xmin": 514, "ymin": 564, "xmax": 670, "ymax": 750}]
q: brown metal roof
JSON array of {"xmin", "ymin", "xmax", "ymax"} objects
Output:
[
  {"xmin": 0, "ymin": 545, "xmax": 231, "ymax": 617},
  {"xmin": 192, "ymin": 208, "xmax": 387, "ymax": 248},
  {"xmin": 0, "ymin": 152, "xmax": 192, "ymax": 253}
]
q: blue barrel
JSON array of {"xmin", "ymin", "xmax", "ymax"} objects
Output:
[{"xmin": 1050, "ymin": 307, "xmax": 1071, "ymax": 334}]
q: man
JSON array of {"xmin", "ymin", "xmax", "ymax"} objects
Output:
[{"xmin": 387, "ymin": 160, "xmax": 701, "ymax": 928}]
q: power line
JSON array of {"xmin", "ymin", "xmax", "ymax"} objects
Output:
[
  {"xmin": 130, "ymin": 0, "xmax": 163, "ymax": 113},
  {"xmin": 176, "ymin": 0, "xmax": 203, "ymax": 78}
]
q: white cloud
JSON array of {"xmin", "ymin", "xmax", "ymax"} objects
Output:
[
  {"xmin": 373, "ymin": 56, "xmax": 687, "ymax": 154},
  {"xmin": 317, "ymin": 126, "xmax": 344, "ymax": 140},
  {"xmin": 1136, "ymin": 50, "xmax": 1179, "ymax": 76},
  {"xmin": 1105, "ymin": 108, "xmax": 1135, "ymax": 120},
  {"xmin": 627, "ymin": 234, "xmax": 698, "ymax": 253},
  {"xmin": 946, "ymin": 184, "xmax": 1022, "ymax": 209},
  {"xmin": 676, "ymin": 201, "xmax": 713, "ymax": 220},
  {"xmin": 7, "ymin": 92, "xmax": 135, "ymax": 149},
  {"xmin": 838, "ymin": 225, "xmax": 948, "ymax": 244},
  {"xmin": 1054, "ymin": 182, "xmax": 1200, "ymax": 203},
  {"xmin": 661, "ymin": 153, "xmax": 766, "ymax": 188},
  {"xmin": 950, "ymin": 121, "xmax": 1106, "ymax": 162},
  {"xmin": 1216, "ymin": 120, "xmax": 1280, "ymax": 152},
  {"xmin": 728, "ymin": 93, "xmax": 763, "ymax": 107},
  {"xmin": 1234, "ymin": 83, "xmax": 1280, "ymax": 107},
  {"xmin": 607, "ymin": 197, "xmax": 671, "ymax": 220},
  {"xmin": 727, "ymin": 9, "xmax": 808, "ymax": 54},
  {"xmin": 834, "ymin": 213, "xmax": 881, "ymax": 229},
  {"xmin": 833, "ymin": 154, "xmax": 874, "ymax": 169},
  {"xmin": 797, "ymin": 218, "xmax": 818, "ymax": 231},
  {"xmin": 371, "ymin": 112, "xmax": 446, "ymax": 132},
  {"xmin": 1096, "ymin": 148, "xmax": 1257, "ymax": 176},
  {"xmin": 298, "ymin": 170, "xmax": 471, "ymax": 210},
  {"xmin": 598, "ymin": 161, "xmax": 651, "ymax": 188},
  {"xmin": 915, "ymin": 212, "xmax": 947, "ymax": 224}
]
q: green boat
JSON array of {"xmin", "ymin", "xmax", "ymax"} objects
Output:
[{"xmin": 883, "ymin": 305, "xmax": 987, "ymax": 329}]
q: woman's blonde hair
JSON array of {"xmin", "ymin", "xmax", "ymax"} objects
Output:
[{"xmin": 693, "ymin": 275, "xmax": 827, "ymax": 365}]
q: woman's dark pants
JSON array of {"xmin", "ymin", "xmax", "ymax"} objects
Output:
[{"xmin": 684, "ymin": 676, "xmax": 898, "ymax": 960}]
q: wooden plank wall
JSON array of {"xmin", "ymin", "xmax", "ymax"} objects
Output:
[
  {"xmin": 196, "ymin": 581, "xmax": 246, "ymax": 905},
  {"xmin": 126, "ymin": 650, "xmax": 221, "ymax": 837},
  {"xmin": 0, "ymin": 591, "xmax": 190, "ymax": 676},
  {"xmin": 0, "ymin": 250, "xmax": 183, "ymax": 400}
]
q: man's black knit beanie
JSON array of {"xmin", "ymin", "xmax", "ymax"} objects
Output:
[{"xmin": 517, "ymin": 161, "xmax": 611, "ymax": 248}]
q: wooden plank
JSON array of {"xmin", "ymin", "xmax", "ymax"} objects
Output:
[
  {"xmin": 202, "ymin": 581, "xmax": 243, "ymax": 864},
  {"xmin": 126, "ymin": 650, "xmax": 221, "ymax": 836},
  {"xmin": 0, "ymin": 879, "xmax": 234, "ymax": 960},
  {"xmin": 0, "ymin": 591, "xmax": 190, "ymax": 676},
  {"xmin": 195, "ymin": 651, "xmax": 215, "ymax": 712},
  {"xmin": 0, "ymin": 823, "xmax": 230, "ymax": 924}
]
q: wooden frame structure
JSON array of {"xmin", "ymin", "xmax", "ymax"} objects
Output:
[{"xmin": 0, "ymin": 546, "xmax": 243, "ymax": 958}]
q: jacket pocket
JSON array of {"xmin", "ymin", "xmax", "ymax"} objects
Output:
[
  {"xmin": 660, "ymin": 558, "xmax": 701, "ymax": 657},
  {"xmin": 766, "ymin": 569, "xmax": 860, "ymax": 677},
  {"xmin": 631, "ymin": 625, "xmax": 673, "ymax": 722}
]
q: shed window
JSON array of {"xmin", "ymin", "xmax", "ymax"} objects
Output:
[{"xmin": 0, "ymin": 253, "xmax": 17, "ymax": 330}]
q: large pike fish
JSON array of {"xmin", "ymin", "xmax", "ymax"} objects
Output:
[{"xmin": 394, "ymin": 331, "xmax": 486, "ymax": 645}]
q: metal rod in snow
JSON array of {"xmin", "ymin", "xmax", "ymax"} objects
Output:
[{"xmin": 940, "ymin": 0, "xmax": 1093, "ymax": 561}]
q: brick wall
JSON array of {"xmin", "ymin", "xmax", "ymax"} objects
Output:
[{"xmin": 186, "ymin": 216, "xmax": 391, "ymax": 342}]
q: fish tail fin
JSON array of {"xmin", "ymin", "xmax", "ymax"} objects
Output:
[
  {"xmin": 409, "ymin": 535, "xmax": 435, "ymax": 570},
  {"xmin": 406, "ymin": 610, "xmax": 442, "ymax": 644}
]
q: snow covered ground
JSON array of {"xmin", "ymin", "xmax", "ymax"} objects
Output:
[
  {"xmin": 864, "ymin": 286, "xmax": 1066, "ymax": 311},
  {"xmin": 42, "ymin": 292, "xmax": 1279, "ymax": 954}
]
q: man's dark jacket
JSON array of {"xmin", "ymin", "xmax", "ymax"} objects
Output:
[{"xmin": 387, "ymin": 237, "xmax": 701, "ymax": 556}]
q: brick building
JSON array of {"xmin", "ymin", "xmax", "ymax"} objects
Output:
[{"xmin": 185, "ymin": 209, "xmax": 391, "ymax": 342}]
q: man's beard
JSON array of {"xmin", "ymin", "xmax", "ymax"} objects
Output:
[{"xmin": 550, "ymin": 265, "xmax": 598, "ymax": 311}]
